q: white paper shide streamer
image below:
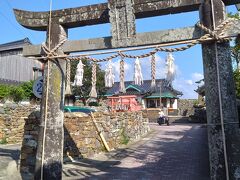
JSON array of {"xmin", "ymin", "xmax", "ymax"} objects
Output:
[
  {"xmin": 72, "ymin": 60, "xmax": 84, "ymax": 86},
  {"xmin": 134, "ymin": 57, "xmax": 143, "ymax": 85},
  {"xmin": 105, "ymin": 60, "xmax": 115, "ymax": 87},
  {"xmin": 166, "ymin": 53, "xmax": 176, "ymax": 86}
]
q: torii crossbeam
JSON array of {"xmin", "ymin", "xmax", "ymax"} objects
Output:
[{"xmin": 14, "ymin": 0, "xmax": 240, "ymax": 180}]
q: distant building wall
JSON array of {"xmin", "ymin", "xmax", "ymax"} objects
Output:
[
  {"xmin": 0, "ymin": 38, "xmax": 42, "ymax": 83},
  {"xmin": 173, "ymin": 99, "xmax": 178, "ymax": 109},
  {"xmin": 0, "ymin": 55, "xmax": 41, "ymax": 82}
]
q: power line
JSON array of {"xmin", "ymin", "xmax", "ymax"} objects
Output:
[{"xmin": 0, "ymin": 0, "xmax": 39, "ymax": 43}]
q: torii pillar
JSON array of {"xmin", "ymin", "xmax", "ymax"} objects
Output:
[
  {"xmin": 31, "ymin": 19, "xmax": 67, "ymax": 179},
  {"xmin": 200, "ymin": 0, "xmax": 240, "ymax": 179}
]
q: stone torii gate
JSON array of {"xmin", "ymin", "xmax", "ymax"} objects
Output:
[{"xmin": 14, "ymin": 0, "xmax": 240, "ymax": 179}]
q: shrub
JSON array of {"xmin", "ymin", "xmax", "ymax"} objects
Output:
[
  {"xmin": 0, "ymin": 81, "xmax": 34, "ymax": 102},
  {"xmin": 9, "ymin": 86, "xmax": 25, "ymax": 103},
  {"xmin": 20, "ymin": 81, "xmax": 34, "ymax": 100},
  {"xmin": 0, "ymin": 85, "xmax": 11, "ymax": 99},
  {"xmin": 88, "ymin": 101, "xmax": 99, "ymax": 106}
]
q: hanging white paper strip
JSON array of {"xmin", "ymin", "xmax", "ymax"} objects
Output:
[
  {"xmin": 134, "ymin": 57, "xmax": 143, "ymax": 85},
  {"xmin": 105, "ymin": 60, "xmax": 115, "ymax": 87},
  {"xmin": 72, "ymin": 60, "xmax": 84, "ymax": 87},
  {"xmin": 166, "ymin": 53, "xmax": 176, "ymax": 86}
]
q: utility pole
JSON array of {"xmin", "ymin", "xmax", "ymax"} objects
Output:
[{"xmin": 159, "ymin": 81, "xmax": 162, "ymax": 109}]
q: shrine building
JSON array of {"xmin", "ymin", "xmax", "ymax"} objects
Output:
[{"xmin": 105, "ymin": 79, "xmax": 182, "ymax": 110}]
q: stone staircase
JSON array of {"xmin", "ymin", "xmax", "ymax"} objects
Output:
[
  {"xmin": 168, "ymin": 116, "xmax": 189, "ymax": 123},
  {"xmin": 142, "ymin": 109, "xmax": 190, "ymax": 123}
]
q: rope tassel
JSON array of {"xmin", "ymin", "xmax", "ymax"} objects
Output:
[
  {"xmin": 151, "ymin": 54, "xmax": 156, "ymax": 88},
  {"xmin": 72, "ymin": 60, "xmax": 84, "ymax": 87},
  {"xmin": 89, "ymin": 62, "xmax": 97, "ymax": 98},
  {"xmin": 105, "ymin": 59, "xmax": 115, "ymax": 87},
  {"xmin": 166, "ymin": 53, "xmax": 176, "ymax": 86},
  {"xmin": 134, "ymin": 57, "xmax": 143, "ymax": 85},
  {"xmin": 119, "ymin": 58, "xmax": 126, "ymax": 93}
]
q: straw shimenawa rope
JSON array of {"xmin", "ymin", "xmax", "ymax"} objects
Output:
[
  {"xmin": 119, "ymin": 56, "xmax": 126, "ymax": 93},
  {"xmin": 151, "ymin": 54, "xmax": 156, "ymax": 88},
  {"xmin": 39, "ymin": 17, "xmax": 234, "ymax": 63},
  {"xmin": 89, "ymin": 62, "xmax": 97, "ymax": 98},
  {"xmin": 39, "ymin": 17, "xmax": 235, "ymax": 100},
  {"xmin": 65, "ymin": 59, "xmax": 72, "ymax": 95}
]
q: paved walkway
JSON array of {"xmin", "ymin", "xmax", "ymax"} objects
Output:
[
  {"xmin": 0, "ymin": 124, "xmax": 210, "ymax": 180},
  {"xmin": 63, "ymin": 124, "xmax": 210, "ymax": 180},
  {"xmin": 0, "ymin": 144, "xmax": 21, "ymax": 180}
]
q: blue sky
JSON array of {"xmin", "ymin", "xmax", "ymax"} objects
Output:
[{"xmin": 0, "ymin": 0, "xmax": 238, "ymax": 99}]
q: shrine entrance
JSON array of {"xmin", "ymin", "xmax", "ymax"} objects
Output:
[{"xmin": 14, "ymin": 0, "xmax": 240, "ymax": 179}]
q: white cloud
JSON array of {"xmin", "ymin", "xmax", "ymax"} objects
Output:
[
  {"xmin": 185, "ymin": 80, "xmax": 193, "ymax": 85},
  {"xmin": 173, "ymin": 72, "xmax": 204, "ymax": 99},
  {"xmin": 192, "ymin": 72, "xmax": 204, "ymax": 82}
]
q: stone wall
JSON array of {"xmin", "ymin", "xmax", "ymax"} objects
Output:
[
  {"xmin": 0, "ymin": 104, "xmax": 39, "ymax": 144},
  {"xmin": 142, "ymin": 109, "xmax": 160, "ymax": 123},
  {"xmin": 20, "ymin": 111, "xmax": 150, "ymax": 176},
  {"xmin": 189, "ymin": 107, "xmax": 207, "ymax": 123},
  {"xmin": 178, "ymin": 99, "xmax": 196, "ymax": 116}
]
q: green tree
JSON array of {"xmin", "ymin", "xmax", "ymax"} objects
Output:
[
  {"xmin": 228, "ymin": 12, "xmax": 240, "ymax": 98},
  {"xmin": 70, "ymin": 59, "xmax": 107, "ymax": 104},
  {"xmin": 228, "ymin": 12, "xmax": 240, "ymax": 69},
  {"xmin": 233, "ymin": 70, "xmax": 240, "ymax": 98}
]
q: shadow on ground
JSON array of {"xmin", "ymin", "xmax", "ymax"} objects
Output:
[{"xmin": 63, "ymin": 124, "xmax": 210, "ymax": 180}]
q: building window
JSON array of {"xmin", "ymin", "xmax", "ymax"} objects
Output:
[
  {"xmin": 170, "ymin": 99, "xmax": 174, "ymax": 108},
  {"xmin": 147, "ymin": 100, "xmax": 155, "ymax": 108}
]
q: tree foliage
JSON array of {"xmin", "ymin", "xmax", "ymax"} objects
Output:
[
  {"xmin": 228, "ymin": 12, "xmax": 240, "ymax": 98},
  {"xmin": 233, "ymin": 70, "xmax": 240, "ymax": 98},
  {"xmin": 228, "ymin": 12, "xmax": 240, "ymax": 69},
  {"xmin": 70, "ymin": 59, "xmax": 107, "ymax": 102}
]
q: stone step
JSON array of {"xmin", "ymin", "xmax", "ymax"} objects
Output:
[
  {"xmin": 168, "ymin": 116, "xmax": 189, "ymax": 123},
  {"xmin": 148, "ymin": 116, "xmax": 189, "ymax": 123}
]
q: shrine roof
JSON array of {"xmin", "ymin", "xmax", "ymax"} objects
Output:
[
  {"xmin": 106, "ymin": 79, "xmax": 182, "ymax": 97},
  {"xmin": 0, "ymin": 38, "xmax": 32, "ymax": 52},
  {"xmin": 0, "ymin": 78, "xmax": 22, "ymax": 85}
]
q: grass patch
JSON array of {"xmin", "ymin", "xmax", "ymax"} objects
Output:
[
  {"xmin": 0, "ymin": 137, "xmax": 7, "ymax": 144},
  {"xmin": 120, "ymin": 129, "xmax": 129, "ymax": 145}
]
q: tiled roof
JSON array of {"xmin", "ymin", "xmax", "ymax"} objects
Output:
[
  {"xmin": 0, "ymin": 38, "xmax": 32, "ymax": 52},
  {"xmin": 106, "ymin": 79, "xmax": 182, "ymax": 97},
  {"xmin": 195, "ymin": 85, "xmax": 205, "ymax": 96},
  {"xmin": 0, "ymin": 78, "xmax": 22, "ymax": 85}
]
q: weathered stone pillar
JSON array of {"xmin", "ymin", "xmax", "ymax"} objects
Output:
[
  {"xmin": 34, "ymin": 19, "xmax": 67, "ymax": 180},
  {"xmin": 200, "ymin": 1, "xmax": 240, "ymax": 179},
  {"xmin": 108, "ymin": 0, "xmax": 136, "ymax": 47}
]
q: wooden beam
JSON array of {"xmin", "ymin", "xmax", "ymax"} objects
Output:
[
  {"xmin": 22, "ymin": 19, "xmax": 240, "ymax": 56},
  {"xmin": 14, "ymin": 0, "xmax": 240, "ymax": 31}
]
